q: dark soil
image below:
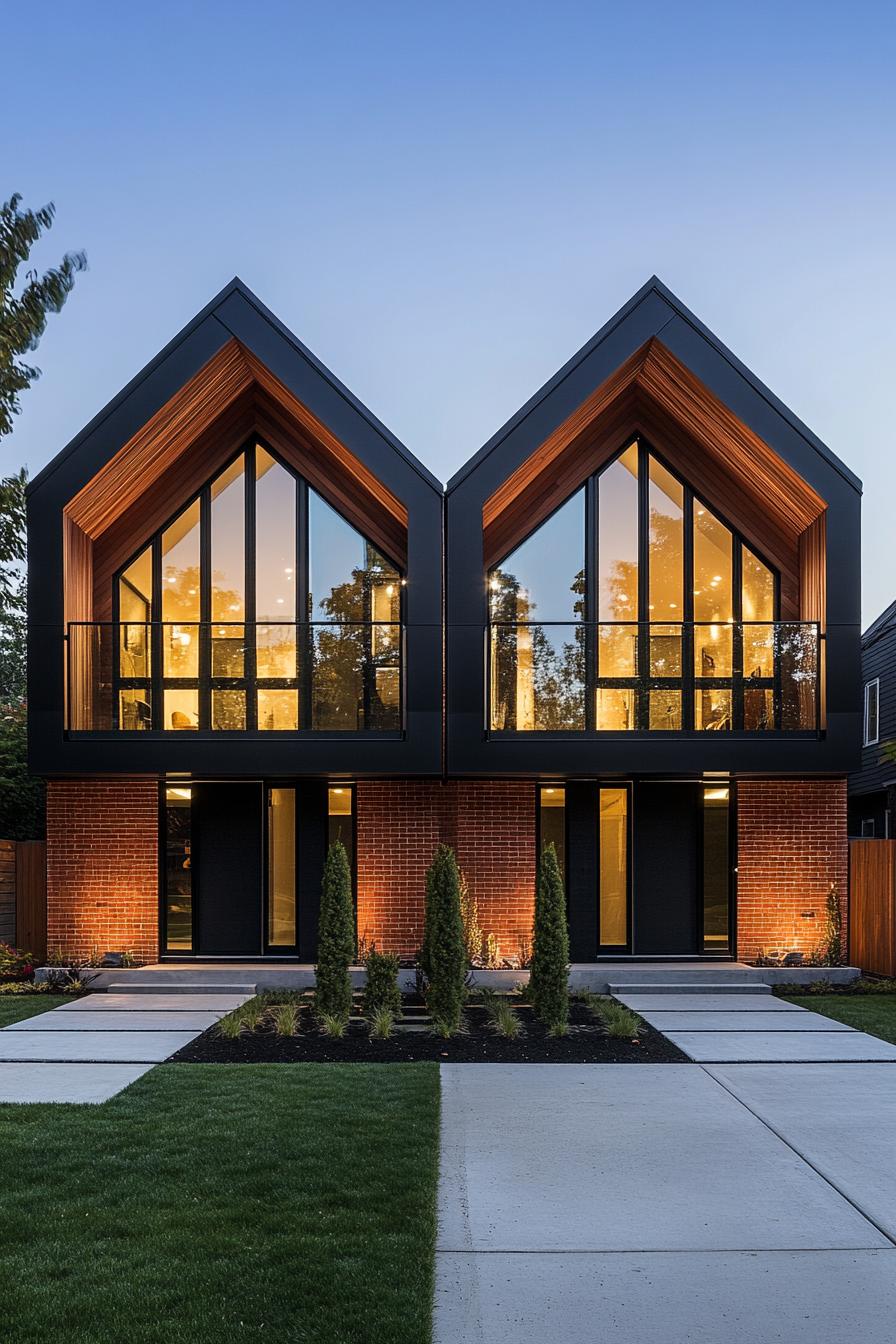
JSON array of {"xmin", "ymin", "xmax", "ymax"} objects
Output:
[{"xmin": 171, "ymin": 1000, "xmax": 689, "ymax": 1065}]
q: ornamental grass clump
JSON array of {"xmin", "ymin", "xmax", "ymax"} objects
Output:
[
  {"xmin": 319, "ymin": 1011, "xmax": 347, "ymax": 1038},
  {"xmin": 421, "ymin": 844, "xmax": 466, "ymax": 1036},
  {"xmin": 484, "ymin": 996, "xmax": 522, "ymax": 1039},
  {"xmin": 597, "ymin": 1000, "xmax": 642, "ymax": 1039},
  {"xmin": 362, "ymin": 947, "xmax": 402, "ymax": 1019},
  {"xmin": 271, "ymin": 1003, "xmax": 301, "ymax": 1037},
  {"xmin": 368, "ymin": 1006, "xmax": 395, "ymax": 1039},
  {"xmin": 315, "ymin": 840, "xmax": 355, "ymax": 1023},
  {"xmin": 529, "ymin": 842, "xmax": 569, "ymax": 1033}
]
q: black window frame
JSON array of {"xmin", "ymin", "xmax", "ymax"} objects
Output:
[{"xmin": 864, "ymin": 678, "xmax": 880, "ymax": 748}]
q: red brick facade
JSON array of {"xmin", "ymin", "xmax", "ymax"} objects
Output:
[
  {"xmin": 356, "ymin": 780, "xmax": 536, "ymax": 959},
  {"xmin": 736, "ymin": 779, "xmax": 848, "ymax": 961},
  {"xmin": 46, "ymin": 779, "xmax": 159, "ymax": 962}
]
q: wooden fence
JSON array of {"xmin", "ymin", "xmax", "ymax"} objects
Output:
[
  {"xmin": 849, "ymin": 838, "xmax": 896, "ymax": 977},
  {"xmin": 0, "ymin": 840, "xmax": 47, "ymax": 964}
]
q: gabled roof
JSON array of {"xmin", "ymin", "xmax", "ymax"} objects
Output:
[
  {"xmin": 28, "ymin": 276, "xmax": 442, "ymax": 499},
  {"xmin": 447, "ymin": 275, "xmax": 862, "ymax": 496},
  {"xmin": 863, "ymin": 599, "xmax": 896, "ymax": 647}
]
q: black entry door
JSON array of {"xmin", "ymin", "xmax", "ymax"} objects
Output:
[
  {"xmin": 194, "ymin": 784, "xmax": 264, "ymax": 955},
  {"xmin": 633, "ymin": 783, "xmax": 699, "ymax": 955}
]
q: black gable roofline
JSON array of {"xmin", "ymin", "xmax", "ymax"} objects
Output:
[
  {"xmin": 862, "ymin": 597, "xmax": 896, "ymax": 647},
  {"xmin": 28, "ymin": 276, "xmax": 443, "ymax": 498},
  {"xmin": 446, "ymin": 275, "xmax": 862, "ymax": 496}
]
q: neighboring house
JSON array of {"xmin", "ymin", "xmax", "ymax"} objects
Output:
[
  {"xmin": 27, "ymin": 277, "xmax": 862, "ymax": 966},
  {"xmin": 848, "ymin": 600, "xmax": 896, "ymax": 838}
]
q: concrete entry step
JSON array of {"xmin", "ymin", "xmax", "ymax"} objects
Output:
[
  {"xmin": 608, "ymin": 982, "xmax": 772, "ymax": 996},
  {"xmin": 103, "ymin": 982, "xmax": 257, "ymax": 996}
]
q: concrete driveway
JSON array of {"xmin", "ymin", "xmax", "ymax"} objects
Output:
[{"xmin": 434, "ymin": 1063, "xmax": 896, "ymax": 1342}]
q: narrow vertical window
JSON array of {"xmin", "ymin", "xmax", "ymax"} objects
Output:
[
  {"xmin": 598, "ymin": 787, "xmax": 628, "ymax": 947},
  {"xmin": 164, "ymin": 787, "xmax": 193, "ymax": 951},
  {"xmin": 161, "ymin": 499, "xmax": 201, "ymax": 729},
  {"xmin": 597, "ymin": 444, "xmax": 639, "ymax": 680},
  {"xmin": 255, "ymin": 446, "xmax": 298, "ymax": 687},
  {"xmin": 702, "ymin": 787, "xmax": 730, "ymax": 954},
  {"xmin": 210, "ymin": 456, "xmax": 246, "ymax": 682},
  {"xmin": 118, "ymin": 543, "xmax": 153, "ymax": 730},
  {"xmin": 328, "ymin": 786, "xmax": 355, "ymax": 880},
  {"xmin": 864, "ymin": 679, "xmax": 880, "ymax": 747},
  {"xmin": 538, "ymin": 785, "xmax": 566, "ymax": 881},
  {"xmin": 693, "ymin": 504, "xmax": 733, "ymax": 731},
  {"xmin": 268, "ymin": 788, "xmax": 296, "ymax": 947}
]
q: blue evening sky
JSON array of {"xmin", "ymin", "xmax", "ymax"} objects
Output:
[{"xmin": 6, "ymin": 1, "xmax": 895, "ymax": 623}]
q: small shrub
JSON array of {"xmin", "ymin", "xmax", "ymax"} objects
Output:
[
  {"xmin": 597, "ymin": 1000, "xmax": 642, "ymax": 1039},
  {"xmin": 319, "ymin": 1011, "xmax": 347, "ymax": 1038},
  {"xmin": 237, "ymin": 999, "xmax": 265, "ymax": 1032},
  {"xmin": 216, "ymin": 1010, "xmax": 244, "ymax": 1039},
  {"xmin": 368, "ymin": 1006, "xmax": 395, "ymax": 1039},
  {"xmin": 362, "ymin": 947, "xmax": 402, "ymax": 1018},
  {"xmin": 421, "ymin": 845, "xmax": 466, "ymax": 1036},
  {"xmin": 517, "ymin": 935, "xmax": 532, "ymax": 970},
  {"xmin": 0, "ymin": 979, "xmax": 49, "ymax": 997},
  {"xmin": 270, "ymin": 1003, "xmax": 300, "ymax": 1036},
  {"xmin": 485, "ymin": 996, "xmax": 522, "ymax": 1039},
  {"xmin": 529, "ymin": 842, "xmax": 569, "ymax": 1031},
  {"xmin": 459, "ymin": 869, "xmax": 484, "ymax": 965},
  {"xmin": 315, "ymin": 841, "xmax": 355, "ymax": 1020},
  {"xmin": 484, "ymin": 933, "xmax": 500, "ymax": 969},
  {"xmin": 0, "ymin": 942, "xmax": 34, "ymax": 982},
  {"xmin": 547, "ymin": 1020, "xmax": 569, "ymax": 1038}
]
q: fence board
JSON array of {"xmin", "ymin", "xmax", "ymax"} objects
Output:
[
  {"xmin": 0, "ymin": 840, "xmax": 14, "ymax": 944},
  {"xmin": 849, "ymin": 838, "xmax": 896, "ymax": 978},
  {"xmin": 15, "ymin": 842, "xmax": 47, "ymax": 965}
]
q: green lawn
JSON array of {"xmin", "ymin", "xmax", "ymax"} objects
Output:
[
  {"xmin": 784, "ymin": 994, "xmax": 896, "ymax": 1045},
  {"xmin": 0, "ymin": 1063, "xmax": 440, "ymax": 1344},
  {"xmin": 0, "ymin": 994, "xmax": 72, "ymax": 1026}
]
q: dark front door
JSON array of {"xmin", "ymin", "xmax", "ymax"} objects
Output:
[
  {"xmin": 633, "ymin": 782, "xmax": 699, "ymax": 955},
  {"xmin": 194, "ymin": 784, "xmax": 264, "ymax": 955}
]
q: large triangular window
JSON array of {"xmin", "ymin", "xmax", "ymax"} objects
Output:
[{"xmin": 113, "ymin": 441, "xmax": 402, "ymax": 732}]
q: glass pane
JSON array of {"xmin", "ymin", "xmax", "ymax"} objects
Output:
[
  {"xmin": 268, "ymin": 788, "xmax": 296, "ymax": 947},
  {"xmin": 309, "ymin": 487, "xmax": 400, "ymax": 623},
  {"xmin": 211, "ymin": 627, "xmax": 245, "ymax": 677},
  {"xmin": 595, "ymin": 687, "xmax": 635, "ymax": 730},
  {"xmin": 210, "ymin": 456, "xmax": 245, "ymax": 622},
  {"xmin": 162, "ymin": 499, "xmax": 201, "ymax": 622},
  {"xmin": 597, "ymin": 623, "xmax": 638, "ymax": 678},
  {"xmin": 120, "ymin": 620, "xmax": 151, "ymax": 679},
  {"xmin": 164, "ymin": 786, "xmax": 193, "ymax": 952},
  {"xmin": 649, "ymin": 689, "xmax": 681, "ymax": 730},
  {"xmin": 693, "ymin": 504, "xmax": 732, "ymax": 622},
  {"xmin": 599, "ymin": 787, "xmax": 628, "ymax": 947},
  {"xmin": 255, "ymin": 447, "xmax": 297, "ymax": 622},
  {"xmin": 702, "ymin": 787, "xmax": 730, "ymax": 953},
  {"xmin": 742, "ymin": 547, "xmax": 774, "ymax": 622},
  {"xmin": 257, "ymin": 625, "xmax": 297, "ymax": 679},
  {"xmin": 695, "ymin": 625, "xmax": 733, "ymax": 677},
  {"xmin": 258, "ymin": 688, "xmax": 299, "ymax": 731},
  {"xmin": 490, "ymin": 625, "xmax": 585, "ymax": 730},
  {"xmin": 598, "ymin": 444, "xmax": 639, "ymax": 624},
  {"xmin": 648, "ymin": 624, "xmax": 682, "ymax": 677},
  {"xmin": 648, "ymin": 456, "xmax": 683, "ymax": 620},
  {"xmin": 164, "ymin": 688, "xmax": 199, "ymax": 731},
  {"xmin": 328, "ymin": 787, "xmax": 354, "ymax": 882},
  {"xmin": 539, "ymin": 786, "xmax": 566, "ymax": 882},
  {"xmin": 119, "ymin": 688, "xmax": 151, "ymax": 731},
  {"xmin": 778, "ymin": 624, "xmax": 818, "ymax": 730},
  {"xmin": 163, "ymin": 623, "xmax": 199, "ymax": 677},
  {"xmin": 744, "ymin": 687, "xmax": 774, "ymax": 731},
  {"xmin": 119, "ymin": 544, "xmax": 152, "ymax": 678},
  {"xmin": 743, "ymin": 623, "xmax": 774, "ymax": 680},
  {"xmin": 696, "ymin": 686, "xmax": 732, "ymax": 731},
  {"xmin": 489, "ymin": 490, "xmax": 585, "ymax": 624},
  {"xmin": 211, "ymin": 689, "xmax": 246, "ymax": 731}
]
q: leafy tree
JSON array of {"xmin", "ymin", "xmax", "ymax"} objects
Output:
[
  {"xmin": 0, "ymin": 701, "xmax": 43, "ymax": 839},
  {"xmin": 315, "ymin": 840, "xmax": 356, "ymax": 1020},
  {"xmin": 1, "ymin": 194, "xmax": 86, "ymax": 439},
  {"xmin": 529, "ymin": 841, "xmax": 569, "ymax": 1030},
  {"xmin": 421, "ymin": 844, "xmax": 466, "ymax": 1034}
]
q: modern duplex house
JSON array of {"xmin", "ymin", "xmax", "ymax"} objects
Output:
[{"xmin": 27, "ymin": 278, "xmax": 861, "ymax": 967}]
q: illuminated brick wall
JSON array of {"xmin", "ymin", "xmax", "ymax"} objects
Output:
[
  {"xmin": 46, "ymin": 779, "xmax": 159, "ymax": 963},
  {"xmin": 736, "ymin": 779, "xmax": 848, "ymax": 961},
  {"xmin": 355, "ymin": 780, "xmax": 536, "ymax": 959}
]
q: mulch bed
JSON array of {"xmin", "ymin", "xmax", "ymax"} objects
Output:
[{"xmin": 171, "ymin": 1000, "xmax": 689, "ymax": 1065}]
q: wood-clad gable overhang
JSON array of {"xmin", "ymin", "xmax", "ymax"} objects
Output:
[{"xmin": 480, "ymin": 337, "xmax": 828, "ymax": 623}]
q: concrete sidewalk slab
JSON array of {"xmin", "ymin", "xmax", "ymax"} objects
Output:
[
  {"xmin": 437, "ymin": 1064, "xmax": 886, "ymax": 1252},
  {"xmin": 55, "ymin": 994, "xmax": 250, "ymax": 1013},
  {"xmin": 639, "ymin": 1011, "xmax": 856, "ymax": 1032},
  {"xmin": 5, "ymin": 1011, "xmax": 221, "ymax": 1032},
  {"xmin": 617, "ymin": 993, "xmax": 804, "ymax": 1013},
  {"xmin": 434, "ymin": 1248, "xmax": 896, "ymax": 1344},
  {"xmin": 0, "ymin": 1032, "xmax": 196, "ymax": 1062},
  {"xmin": 665, "ymin": 1032, "xmax": 896, "ymax": 1062},
  {"xmin": 708, "ymin": 1064, "xmax": 896, "ymax": 1242},
  {"xmin": 0, "ymin": 1062, "xmax": 153, "ymax": 1104}
]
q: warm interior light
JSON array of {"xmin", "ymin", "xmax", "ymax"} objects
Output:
[
  {"xmin": 703, "ymin": 787, "xmax": 730, "ymax": 801},
  {"xmin": 167, "ymin": 786, "xmax": 192, "ymax": 801},
  {"xmin": 385, "ymin": 584, "xmax": 394, "ymax": 598}
]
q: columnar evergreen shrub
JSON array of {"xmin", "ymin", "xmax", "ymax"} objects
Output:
[
  {"xmin": 422, "ymin": 844, "xmax": 466, "ymax": 1034},
  {"xmin": 315, "ymin": 840, "xmax": 355, "ymax": 1020},
  {"xmin": 362, "ymin": 946, "xmax": 402, "ymax": 1018},
  {"xmin": 529, "ymin": 842, "xmax": 569, "ymax": 1030}
]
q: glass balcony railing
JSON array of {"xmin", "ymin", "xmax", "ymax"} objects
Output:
[
  {"xmin": 487, "ymin": 621, "xmax": 820, "ymax": 733},
  {"xmin": 66, "ymin": 622, "xmax": 403, "ymax": 733}
]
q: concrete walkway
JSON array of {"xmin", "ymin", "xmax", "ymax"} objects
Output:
[
  {"xmin": 434, "ymin": 1061, "xmax": 896, "ymax": 1342},
  {"xmin": 0, "ymin": 991, "xmax": 250, "ymax": 1103}
]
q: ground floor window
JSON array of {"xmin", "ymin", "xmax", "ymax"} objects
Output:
[
  {"xmin": 538, "ymin": 785, "xmax": 565, "ymax": 879},
  {"xmin": 268, "ymin": 788, "xmax": 297, "ymax": 947},
  {"xmin": 163, "ymin": 786, "xmax": 193, "ymax": 952},
  {"xmin": 598, "ymin": 787, "xmax": 629, "ymax": 949},
  {"xmin": 702, "ymin": 786, "xmax": 731, "ymax": 954}
]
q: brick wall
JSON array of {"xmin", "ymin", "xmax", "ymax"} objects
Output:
[
  {"xmin": 355, "ymin": 780, "xmax": 536, "ymax": 959},
  {"xmin": 736, "ymin": 779, "xmax": 848, "ymax": 961},
  {"xmin": 46, "ymin": 780, "xmax": 159, "ymax": 963}
]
